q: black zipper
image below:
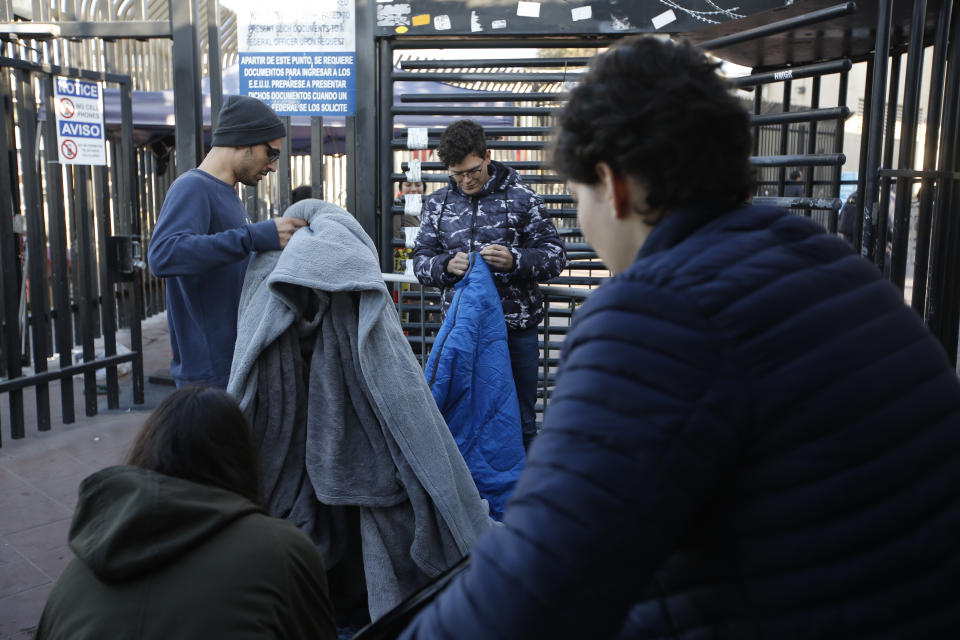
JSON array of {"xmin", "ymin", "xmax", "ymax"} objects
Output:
[{"xmin": 429, "ymin": 252, "xmax": 476, "ymax": 387}]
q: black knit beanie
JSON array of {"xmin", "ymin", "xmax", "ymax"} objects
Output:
[{"xmin": 212, "ymin": 95, "xmax": 285, "ymax": 147}]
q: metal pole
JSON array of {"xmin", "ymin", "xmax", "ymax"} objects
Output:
[
  {"xmin": 15, "ymin": 68, "xmax": 51, "ymax": 432},
  {"xmin": 277, "ymin": 116, "xmax": 291, "ymax": 213},
  {"xmin": 889, "ymin": 0, "xmax": 928, "ymax": 290},
  {"xmin": 311, "ymin": 116, "xmax": 324, "ymax": 198},
  {"xmin": 74, "ymin": 165, "xmax": 98, "ymax": 417},
  {"xmin": 777, "ymin": 79, "xmax": 792, "ymax": 197},
  {"xmin": 379, "ymin": 37, "xmax": 394, "ymax": 274},
  {"xmin": 207, "ymin": 0, "xmax": 223, "ymax": 132},
  {"xmin": 860, "ymin": 0, "xmax": 893, "ymax": 264},
  {"xmin": 353, "ymin": 0, "xmax": 377, "ymax": 238},
  {"xmin": 928, "ymin": 6, "xmax": 960, "ymax": 362},
  {"xmin": 875, "ymin": 54, "xmax": 901, "ymax": 274},
  {"xmin": 855, "ymin": 61, "xmax": 874, "ymax": 254},
  {"xmin": 92, "ymin": 163, "xmax": 119, "ymax": 409},
  {"xmin": 0, "ymin": 62, "xmax": 24, "ymax": 442},
  {"xmin": 170, "ymin": 0, "xmax": 204, "ymax": 173},
  {"xmin": 41, "ymin": 73, "xmax": 76, "ymax": 423},
  {"xmin": 912, "ymin": 0, "xmax": 954, "ymax": 314},
  {"xmin": 829, "ymin": 71, "xmax": 848, "ymax": 234}
]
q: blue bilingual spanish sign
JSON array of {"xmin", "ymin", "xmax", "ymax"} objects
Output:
[
  {"xmin": 58, "ymin": 120, "xmax": 103, "ymax": 139},
  {"xmin": 56, "ymin": 77, "xmax": 99, "ymax": 99}
]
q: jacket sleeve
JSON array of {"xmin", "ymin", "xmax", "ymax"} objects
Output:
[
  {"xmin": 506, "ymin": 195, "xmax": 566, "ymax": 283},
  {"xmin": 413, "ymin": 192, "xmax": 459, "ymax": 288},
  {"xmin": 279, "ymin": 524, "xmax": 338, "ymax": 640},
  {"xmin": 400, "ymin": 280, "xmax": 742, "ymax": 639},
  {"xmin": 147, "ymin": 182, "xmax": 279, "ymax": 278}
]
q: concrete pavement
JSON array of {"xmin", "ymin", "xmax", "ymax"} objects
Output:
[{"xmin": 0, "ymin": 312, "xmax": 175, "ymax": 639}]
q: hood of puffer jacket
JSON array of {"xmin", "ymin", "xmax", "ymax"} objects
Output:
[
  {"xmin": 67, "ymin": 465, "xmax": 263, "ymax": 583},
  {"xmin": 445, "ymin": 160, "xmax": 518, "ymax": 198}
]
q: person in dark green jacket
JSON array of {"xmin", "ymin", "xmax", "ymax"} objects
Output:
[{"xmin": 36, "ymin": 386, "xmax": 336, "ymax": 640}]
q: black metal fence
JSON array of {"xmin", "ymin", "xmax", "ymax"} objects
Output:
[{"xmin": 0, "ymin": 56, "xmax": 153, "ymax": 445}]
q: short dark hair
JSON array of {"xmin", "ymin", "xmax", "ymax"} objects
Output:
[
  {"xmin": 398, "ymin": 179, "xmax": 426, "ymax": 190},
  {"xmin": 552, "ymin": 36, "xmax": 753, "ymax": 219},
  {"xmin": 436, "ymin": 120, "xmax": 487, "ymax": 167},
  {"xmin": 291, "ymin": 184, "xmax": 316, "ymax": 203},
  {"xmin": 126, "ymin": 386, "xmax": 262, "ymax": 505},
  {"xmin": 789, "ymin": 169, "xmax": 802, "ymax": 181}
]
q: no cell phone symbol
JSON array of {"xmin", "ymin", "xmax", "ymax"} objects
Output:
[
  {"xmin": 59, "ymin": 97, "xmax": 76, "ymax": 119},
  {"xmin": 61, "ymin": 140, "xmax": 78, "ymax": 160}
]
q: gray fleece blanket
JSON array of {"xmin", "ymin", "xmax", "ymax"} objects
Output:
[{"xmin": 227, "ymin": 199, "xmax": 491, "ymax": 619}]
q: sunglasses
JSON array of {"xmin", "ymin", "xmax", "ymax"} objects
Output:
[{"xmin": 259, "ymin": 143, "xmax": 281, "ymax": 163}]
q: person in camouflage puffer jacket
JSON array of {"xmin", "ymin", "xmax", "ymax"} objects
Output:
[{"xmin": 413, "ymin": 120, "xmax": 566, "ymax": 448}]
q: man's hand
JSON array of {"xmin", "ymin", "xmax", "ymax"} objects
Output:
[
  {"xmin": 275, "ymin": 217, "xmax": 308, "ymax": 248},
  {"xmin": 480, "ymin": 244, "xmax": 514, "ymax": 271},
  {"xmin": 446, "ymin": 252, "xmax": 469, "ymax": 277}
]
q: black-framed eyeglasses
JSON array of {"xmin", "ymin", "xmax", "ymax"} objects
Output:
[
  {"xmin": 449, "ymin": 162, "xmax": 484, "ymax": 182},
  {"xmin": 259, "ymin": 143, "xmax": 281, "ymax": 163}
]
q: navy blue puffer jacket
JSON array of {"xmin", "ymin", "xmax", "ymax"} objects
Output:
[
  {"xmin": 413, "ymin": 161, "xmax": 566, "ymax": 330},
  {"xmin": 402, "ymin": 203, "xmax": 960, "ymax": 639}
]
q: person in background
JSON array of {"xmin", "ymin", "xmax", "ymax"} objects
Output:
[
  {"xmin": 784, "ymin": 168, "xmax": 804, "ymax": 197},
  {"xmin": 838, "ymin": 191, "xmax": 858, "ymax": 245},
  {"xmin": 395, "ymin": 178, "xmax": 427, "ymax": 234},
  {"xmin": 394, "ymin": 179, "xmax": 426, "ymax": 272},
  {"xmin": 413, "ymin": 120, "xmax": 566, "ymax": 449},
  {"xmin": 148, "ymin": 95, "xmax": 307, "ymax": 388},
  {"xmin": 36, "ymin": 386, "xmax": 336, "ymax": 640},
  {"xmin": 400, "ymin": 36, "xmax": 960, "ymax": 639},
  {"xmin": 292, "ymin": 184, "xmax": 319, "ymax": 204}
]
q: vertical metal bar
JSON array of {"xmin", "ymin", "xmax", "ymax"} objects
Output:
[
  {"xmin": 855, "ymin": 61, "xmax": 874, "ymax": 254},
  {"xmin": 93, "ymin": 164, "xmax": 119, "ymax": 408},
  {"xmin": 346, "ymin": 115, "xmax": 356, "ymax": 216},
  {"xmin": 889, "ymin": 0, "xmax": 928, "ymax": 290},
  {"xmin": 927, "ymin": 5, "xmax": 960, "ymax": 362},
  {"xmin": 419, "ymin": 287, "xmax": 425, "ymax": 367},
  {"xmin": 207, "ymin": 0, "xmax": 223, "ymax": 132},
  {"xmin": 353, "ymin": 0, "xmax": 376, "ymax": 237},
  {"xmin": 66, "ymin": 165, "xmax": 81, "ymax": 339},
  {"xmin": 120, "ymin": 80, "xmax": 136, "ymax": 235},
  {"xmin": 777, "ymin": 79, "xmax": 792, "ymax": 197},
  {"xmin": 41, "ymin": 73, "xmax": 75, "ymax": 424},
  {"xmin": 16, "ymin": 68, "xmax": 51, "ymax": 432},
  {"xmin": 74, "ymin": 166, "xmax": 98, "ymax": 416},
  {"xmin": 912, "ymin": 0, "xmax": 953, "ymax": 314},
  {"xmin": 277, "ymin": 116, "xmax": 291, "ymax": 213},
  {"xmin": 379, "ymin": 38, "xmax": 394, "ymax": 274},
  {"xmin": 860, "ymin": 0, "xmax": 894, "ymax": 263},
  {"xmin": 245, "ymin": 185, "xmax": 258, "ymax": 220},
  {"xmin": 170, "ymin": 0, "xmax": 204, "ymax": 173},
  {"xmin": 130, "ymin": 269, "xmax": 145, "ymax": 405},
  {"xmin": 804, "ymin": 76, "xmax": 821, "ymax": 218},
  {"xmin": 829, "ymin": 71, "xmax": 848, "ymax": 233},
  {"xmin": 541, "ymin": 298, "xmax": 550, "ymax": 416},
  {"xmin": 311, "ymin": 116, "xmax": 324, "ymax": 198},
  {"xmin": 875, "ymin": 54, "xmax": 901, "ymax": 274},
  {"xmin": 0, "ymin": 63, "xmax": 23, "ymax": 443},
  {"xmin": 752, "ymin": 88, "xmax": 762, "ymax": 158}
]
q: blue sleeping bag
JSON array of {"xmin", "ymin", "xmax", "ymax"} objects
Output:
[{"xmin": 425, "ymin": 253, "xmax": 525, "ymax": 519}]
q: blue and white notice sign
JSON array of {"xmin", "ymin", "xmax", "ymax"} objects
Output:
[
  {"xmin": 53, "ymin": 77, "xmax": 106, "ymax": 165},
  {"xmin": 229, "ymin": 0, "xmax": 356, "ymax": 116}
]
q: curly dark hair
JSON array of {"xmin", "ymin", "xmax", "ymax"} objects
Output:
[
  {"xmin": 551, "ymin": 36, "xmax": 753, "ymax": 219},
  {"xmin": 436, "ymin": 119, "xmax": 487, "ymax": 167}
]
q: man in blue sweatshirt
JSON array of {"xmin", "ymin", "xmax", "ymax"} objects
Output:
[{"xmin": 148, "ymin": 95, "xmax": 306, "ymax": 388}]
